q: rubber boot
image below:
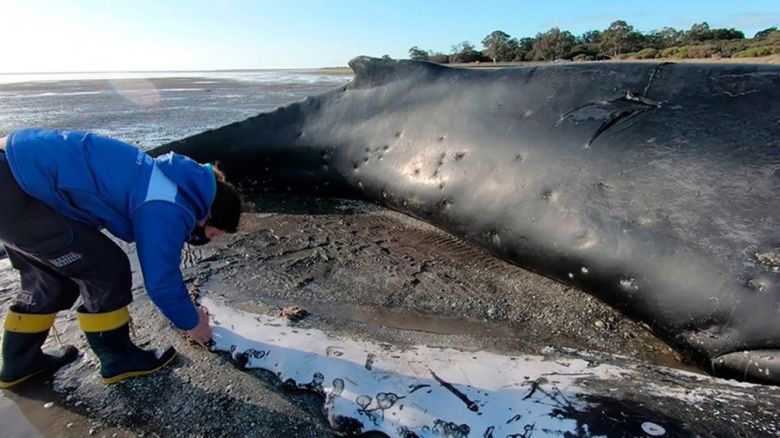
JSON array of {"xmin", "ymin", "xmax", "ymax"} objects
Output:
[
  {"xmin": 77, "ymin": 306, "xmax": 176, "ymax": 384},
  {"xmin": 0, "ymin": 306, "xmax": 78, "ymax": 389}
]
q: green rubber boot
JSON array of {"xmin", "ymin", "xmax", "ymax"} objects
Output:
[
  {"xmin": 0, "ymin": 306, "xmax": 78, "ymax": 389},
  {"xmin": 77, "ymin": 306, "xmax": 176, "ymax": 384}
]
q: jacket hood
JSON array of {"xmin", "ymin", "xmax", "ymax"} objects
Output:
[{"xmin": 155, "ymin": 152, "xmax": 216, "ymax": 224}]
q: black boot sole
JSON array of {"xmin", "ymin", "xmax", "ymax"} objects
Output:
[{"xmin": 101, "ymin": 348, "xmax": 177, "ymax": 385}]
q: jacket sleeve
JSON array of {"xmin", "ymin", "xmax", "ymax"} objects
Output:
[{"xmin": 132, "ymin": 201, "xmax": 199, "ymax": 330}]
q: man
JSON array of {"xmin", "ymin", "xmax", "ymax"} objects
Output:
[{"xmin": 0, "ymin": 128, "xmax": 241, "ymax": 388}]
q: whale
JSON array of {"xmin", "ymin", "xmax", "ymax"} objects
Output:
[{"xmin": 152, "ymin": 57, "xmax": 780, "ymax": 384}]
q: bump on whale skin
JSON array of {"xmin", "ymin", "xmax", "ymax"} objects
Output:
[{"xmin": 152, "ymin": 57, "xmax": 780, "ymax": 384}]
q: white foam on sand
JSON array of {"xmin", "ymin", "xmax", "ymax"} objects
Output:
[{"xmin": 202, "ymin": 296, "xmax": 771, "ymax": 437}]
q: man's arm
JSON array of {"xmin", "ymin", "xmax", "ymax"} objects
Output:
[{"xmin": 132, "ymin": 202, "xmax": 201, "ymax": 331}]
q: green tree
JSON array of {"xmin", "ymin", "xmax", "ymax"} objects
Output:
[
  {"xmin": 517, "ymin": 37, "xmax": 536, "ymax": 52},
  {"xmin": 600, "ymin": 20, "xmax": 641, "ymax": 57},
  {"xmin": 512, "ymin": 37, "xmax": 536, "ymax": 61},
  {"xmin": 710, "ymin": 28, "xmax": 744, "ymax": 40},
  {"xmin": 481, "ymin": 30, "xmax": 514, "ymax": 62},
  {"xmin": 504, "ymin": 38, "xmax": 521, "ymax": 61},
  {"xmin": 579, "ymin": 30, "xmax": 603, "ymax": 45},
  {"xmin": 406, "ymin": 19, "xmax": 769, "ymax": 64},
  {"xmin": 755, "ymin": 27, "xmax": 778, "ymax": 39},
  {"xmin": 408, "ymin": 46, "xmax": 430, "ymax": 61},
  {"xmin": 572, "ymin": 30, "xmax": 602, "ymax": 59},
  {"xmin": 450, "ymin": 41, "xmax": 483, "ymax": 63},
  {"xmin": 686, "ymin": 22, "xmax": 713, "ymax": 42},
  {"xmin": 647, "ymin": 27, "xmax": 684, "ymax": 49},
  {"xmin": 532, "ymin": 27, "xmax": 576, "ymax": 60}
]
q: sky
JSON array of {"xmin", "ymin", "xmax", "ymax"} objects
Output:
[{"xmin": 0, "ymin": 0, "xmax": 778, "ymax": 72}]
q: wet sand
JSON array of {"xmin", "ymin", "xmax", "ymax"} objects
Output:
[{"xmin": 200, "ymin": 196, "xmax": 686, "ymax": 369}]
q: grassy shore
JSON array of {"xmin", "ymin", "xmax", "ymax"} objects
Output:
[{"xmin": 319, "ymin": 54, "xmax": 780, "ymax": 75}]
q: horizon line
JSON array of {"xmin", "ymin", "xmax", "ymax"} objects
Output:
[{"xmin": 0, "ymin": 66, "xmax": 350, "ymax": 75}]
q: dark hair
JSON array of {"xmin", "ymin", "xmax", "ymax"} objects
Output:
[{"xmin": 207, "ymin": 163, "xmax": 241, "ymax": 233}]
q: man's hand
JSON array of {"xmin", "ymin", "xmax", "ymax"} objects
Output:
[{"xmin": 187, "ymin": 307, "xmax": 212, "ymax": 346}]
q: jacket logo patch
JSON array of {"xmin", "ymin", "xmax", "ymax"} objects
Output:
[{"xmin": 49, "ymin": 252, "xmax": 84, "ymax": 268}]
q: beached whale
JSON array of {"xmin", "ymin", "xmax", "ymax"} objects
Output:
[{"xmin": 152, "ymin": 57, "xmax": 780, "ymax": 384}]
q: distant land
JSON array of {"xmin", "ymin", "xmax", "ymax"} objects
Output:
[
  {"xmin": 403, "ymin": 21, "xmax": 780, "ymax": 64},
  {"xmin": 318, "ymin": 53, "xmax": 780, "ymax": 76}
]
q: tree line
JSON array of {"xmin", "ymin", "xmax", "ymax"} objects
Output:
[{"xmin": 408, "ymin": 21, "xmax": 780, "ymax": 63}]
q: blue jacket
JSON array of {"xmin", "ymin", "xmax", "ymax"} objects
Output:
[{"xmin": 4, "ymin": 128, "xmax": 216, "ymax": 330}]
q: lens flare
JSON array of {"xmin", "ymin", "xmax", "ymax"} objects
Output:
[{"xmin": 109, "ymin": 79, "xmax": 160, "ymax": 108}]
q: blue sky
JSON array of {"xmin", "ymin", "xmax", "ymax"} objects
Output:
[{"xmin": 1, "ymin": 0, "xmax": 778, "ymax": 72}]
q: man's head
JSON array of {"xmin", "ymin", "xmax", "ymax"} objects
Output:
[{"xmin": 189, "ymin": 164, "xmax": 242, "ymax": 246}]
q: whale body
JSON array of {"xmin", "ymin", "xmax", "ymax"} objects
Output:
[{"xmin": 153, "ymin": 57, "xmax": 780, "ymax": 384}]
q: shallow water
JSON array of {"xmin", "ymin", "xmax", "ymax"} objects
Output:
[
  {"xmin": 0, "ymin": 392, "xmax": 42, "ymax": 438},
  {"xmin": 0, "ymin": 377, "xmax": 130, "ymax": 437},
  {"xmin": 0, "ymin": 70, "xmax": 350, "ymax": 149}
]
